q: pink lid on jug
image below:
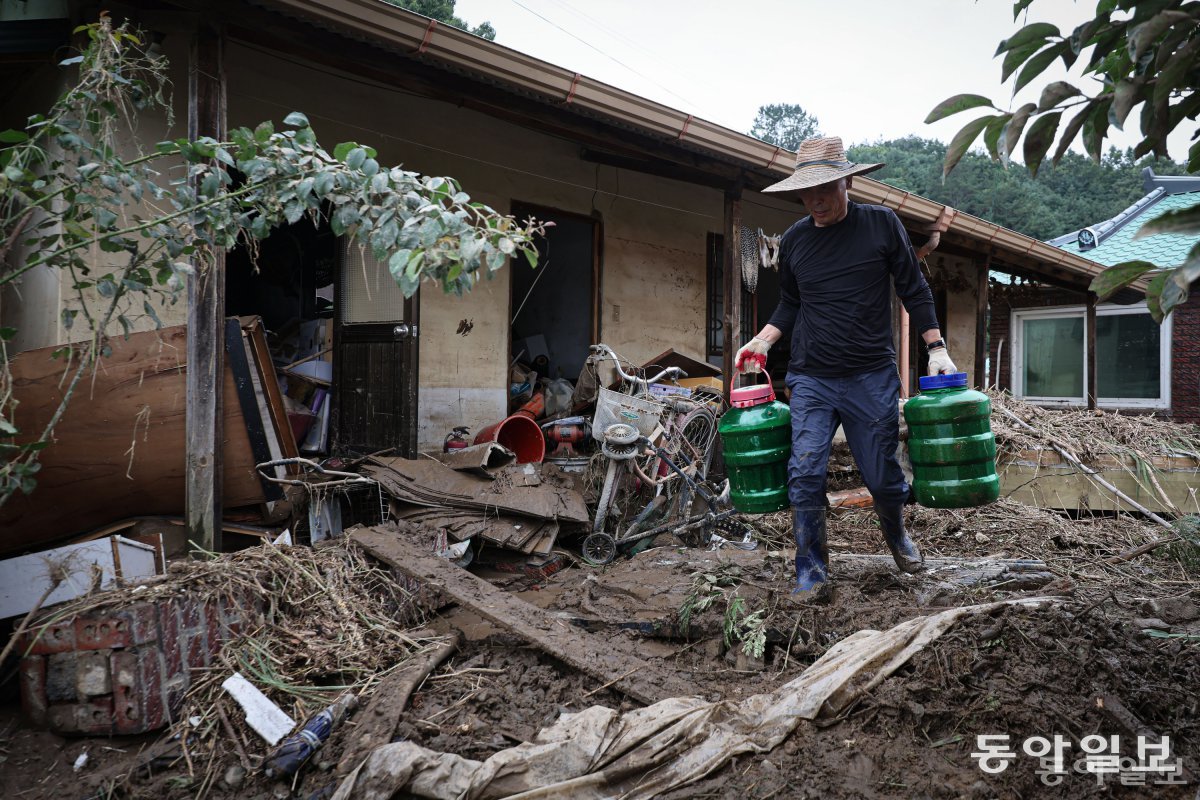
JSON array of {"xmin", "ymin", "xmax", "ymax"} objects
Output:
[{"xmin": 730, "ymin": 377, "xmax": 777, "ymax": 408}]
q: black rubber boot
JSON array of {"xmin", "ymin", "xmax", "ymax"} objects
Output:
[
  {"xmin": 790, "ymin": 507, "xmax": 830, "ymax": 600},
  {"xmin": 875, "ymin": 503, "xmax": 924, "ymax": 574}
]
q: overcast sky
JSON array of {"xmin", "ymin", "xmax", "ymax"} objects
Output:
[{"xmin": 454, "ymin": 0, "xmax": 1189, "ymax": 161}]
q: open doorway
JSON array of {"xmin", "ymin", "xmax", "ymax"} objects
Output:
[{"xmin": 508, "ymin": 203, "xmax": 598, "ymax": 382}]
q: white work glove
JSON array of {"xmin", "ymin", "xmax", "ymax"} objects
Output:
[
  {"xmin": 927, "ymin": 346, "xmax": 957, "ymax": 376},
  {"xmin": 734, "ymin": 337, "xmax": 770, "ymax": 373}
]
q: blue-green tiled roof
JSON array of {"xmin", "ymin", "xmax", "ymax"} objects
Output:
[{"xmin": 1050, "ymin": 172, "xmax": 1200, "ymax": 268}]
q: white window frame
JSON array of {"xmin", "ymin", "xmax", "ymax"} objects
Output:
[{"xmin": 1010, "ymin": 302, "xmax": 1172, "ymax": 410}]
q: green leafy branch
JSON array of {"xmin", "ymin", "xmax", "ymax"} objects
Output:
[
  {"xmin": 678, "ymin": 565, "xmax": 767, "ymax": 659},
  {"xmin": 926, "ymin": 1, "xmax": 1200, "ymax": 322}
]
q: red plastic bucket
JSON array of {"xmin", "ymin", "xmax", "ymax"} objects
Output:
[{"xmin": 473, "ymin": 413, "xmax": 545, "ymax": 463}]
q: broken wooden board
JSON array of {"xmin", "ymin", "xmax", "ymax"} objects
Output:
[
  {"xmin": 351, "ymin": 524, "xmax": 694, "ymax": 705},
  {"xmin": 834, "ymin": 554, "xmax": 1055, "ymax": 590},
  {"xmin": 333, "ymin": 631, "xmax": 460, "ymax": 778},
  {"xmin": 422, "ymin": 442, "xmax": 516, "ymax": 478},
  {"xmin": 1, "ymin": 323, "xmax": 282, "ymax": 554},
  {"xmin": 1000, "ymin": 449, "xmax": 1199, "ymax": 514},
  {"xmin": 389, "ymin": 504, "xmax": 558, "ymax": 554},
  {"xmin": 363, "ymin": 457, "xmax": 588, "ymax": 524}
]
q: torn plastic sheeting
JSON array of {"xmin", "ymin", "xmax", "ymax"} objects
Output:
[{"xmin": 332, "ymin": 597, "xmax": 1059, "ymax": 800}]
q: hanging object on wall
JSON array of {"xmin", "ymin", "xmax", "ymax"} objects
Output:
[
  {"xmin": 758, "ymin": 228, "xmax": 780, "ymax": 271},
  {"xmin": 739, "ymin": 225, "xmax": 759, "ymax": 293}
]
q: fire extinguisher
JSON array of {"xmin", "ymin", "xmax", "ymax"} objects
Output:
[{"xmin": 443, "ymin": 426, "xmax": 470, "ymax": 453}]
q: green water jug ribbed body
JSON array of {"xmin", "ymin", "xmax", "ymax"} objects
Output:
[
  {"xmin": 719, "ymin": 382, "xmax": 791, "ymax": 514},
  {"xmin": 903, "ymin": 372, "xmax": 1000, "ymax": 509}
]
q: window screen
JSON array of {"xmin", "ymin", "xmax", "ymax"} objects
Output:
[
  {"xmin": 1023, "ymin": 316, "xmax": 1083, "ymax": 398},
  {"xmin": 706, "ymin": 232, "xmax": 754, "ymax": 356},
  {"xmin": 1097, "ymin": 313, "xmax": 1161, "ymax": 399},
  {"xmin": 340, "ymin": 241, "xmax": 406, "ymax": 323}
]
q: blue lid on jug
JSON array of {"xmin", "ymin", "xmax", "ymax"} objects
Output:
[{"xmin": 919, "ymin": 372, "xmax": 969, "ymax": 391}]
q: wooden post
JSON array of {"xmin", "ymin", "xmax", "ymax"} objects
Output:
[
  {"xmin": 186, "ymin": 24, "xmax": 227, "ymax": 553},
  {"xmin": 974, "ymin": 255, "xmax": 990, "ymax": 390},
  {"xmin": 1086, "ymin": 292, "xmax": 1098, "ymax": 411},
  {"xmin": 722, "ymin": 188, "xmax": 743, "ymax": 403}
]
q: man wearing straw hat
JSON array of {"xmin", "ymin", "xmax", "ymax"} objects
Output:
[{"xmin": 734, "ymin": 136, "xmax": 956, "ymax": 600}]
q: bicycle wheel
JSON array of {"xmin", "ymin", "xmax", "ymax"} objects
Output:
[
  {"xmin": 667, "ymin": 405, "xmax": 718, "ymax": 521},
  {"xmin": 581, "ymin": 532, "xmax": 618, "ymax": 565}
]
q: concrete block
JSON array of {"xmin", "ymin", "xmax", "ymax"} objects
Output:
[
  {"xmin": 76, "ymin": 603, "xmax": 159, "ymax": 650},
  {"xmin": 75, "ymin": 650, "xmax": 112, "ymax": 697},
  {"xmin": 112, "ymin": 648, "xmax": 167, "ymax": 734},
  {"xmin": 19, "ymin": 656, "xmax": 47, "ymax": 726},
  {"xmin": 47, "ymin": 697, "xmax": 114, "ymax": 735},
  {"xmin": 20, "ymin": 619, "xmax": 76, "ymax": 656},
  {"xmin": 45, "ymin": 652, "xmax": 77, "ymax": 703}
]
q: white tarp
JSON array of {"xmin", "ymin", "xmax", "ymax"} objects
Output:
[{"xmin": 333, "ymin": 597, "xmax": 1057, "ymax": 800}]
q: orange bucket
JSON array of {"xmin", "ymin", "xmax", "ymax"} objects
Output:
[{"xmin": 473, "ymin": 414, "xmax": 545, "ymax": 463}]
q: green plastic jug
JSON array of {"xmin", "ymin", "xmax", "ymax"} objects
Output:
[
  {"xmin": 718, "ymin": 373, "xmax": 791, "ymax": 513},
  {"xmin": 903, "ymin": 372, "xmax": 1000, "ymax": 508}
]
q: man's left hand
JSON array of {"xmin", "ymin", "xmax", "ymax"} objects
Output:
[{"xmin": 927, "ymin": 348, "xmax": 957, "ymax": 375}]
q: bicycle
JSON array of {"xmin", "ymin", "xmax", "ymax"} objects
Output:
[{"xmin": 581, "ymin": 344, "xmax": 740, "ymax": 565}]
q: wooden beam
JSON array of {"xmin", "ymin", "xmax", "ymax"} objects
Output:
[
  {"xmin": 974, "ymin": 255, "xmax": 990, "ymax": 390},
  {"xmin": 186, "ymin": 22, "xmax": 227, "ymax": 553},
  {"xmin": 1086, "ymin": 292, "xmax": 1098, "ymax": 411},
  {"xmin": 580, "ymin": 148, "xmax": 738, "ymax": 191},
  {"xmin": 351, "ymin": 525, "xmax": 694, "ymax": 704},
  {"xmin": 722, "ymin": 188, "xmax": 743, "ymax": 402}
]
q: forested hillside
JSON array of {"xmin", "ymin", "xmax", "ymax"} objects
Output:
[{"xmin": 847, "ymin": 137, "xmax": 1187, "ymax": 241}]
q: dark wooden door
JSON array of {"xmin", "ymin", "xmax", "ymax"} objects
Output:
[{"xmin": 333, "ymin": 242, "xmax": 419, "ymax": 457}]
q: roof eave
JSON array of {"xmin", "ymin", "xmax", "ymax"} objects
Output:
[{"xmin": 257, "ymin": 0, "xmax": 1130, "ymax": 291}]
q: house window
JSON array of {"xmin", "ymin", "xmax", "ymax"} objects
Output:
[
  {"xmin": 706, "ymin": 232, "xmax": 754, "ymax": 357},
  {"xmin": 1010, "ymin": 303, "xmax": 1171, "ymax": 408}
]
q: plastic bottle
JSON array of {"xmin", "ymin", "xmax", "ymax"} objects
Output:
[
  {"xmin": 718, "ymin": 372, "xmax": 791, "ymax": 513},
  {"xmin": 903, "ymin": 372, "xmax": 1000, "ymax": 508}
]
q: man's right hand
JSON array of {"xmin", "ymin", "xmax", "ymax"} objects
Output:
[{"xmin": 734, "ymin": 337, "xmax": 770, "ymax": 373}]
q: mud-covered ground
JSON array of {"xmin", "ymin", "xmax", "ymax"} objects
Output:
[{"xmin": 2, "ymin": 504, "xmax": 1197, "ymax": 799}]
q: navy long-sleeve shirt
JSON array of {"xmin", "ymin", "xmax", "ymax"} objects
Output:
[{"xmin": 766, "ymin": 202, "xmax": 939, "ymax": 378}]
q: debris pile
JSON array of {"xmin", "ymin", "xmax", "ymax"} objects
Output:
[{"xmin": 988, "ymin": 390, "xmax": 1200, "ymax": 462}]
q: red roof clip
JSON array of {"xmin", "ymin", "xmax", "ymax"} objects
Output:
[
  {"xmin": 414, "ymin": 19, "xmax": 437, "ymax": 55},
  {"xmin": 564, "ymin": 72, "xmax": 581, "ymax": 105},
  {"xmin": 678, "ymin": 113, "xmax": 693, "ymax": 141},
  {"xmin": 767, "ymin": 146, "xmax": 783, "ymax": 169}
]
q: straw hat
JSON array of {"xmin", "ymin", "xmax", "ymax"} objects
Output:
[{"xmin": 762, "ymin": 136, "xmax": 884, "ymax": 193}]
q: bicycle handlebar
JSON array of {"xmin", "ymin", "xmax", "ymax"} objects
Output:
[{"xmin": 589, "ymin": 343, "xmax": 686, "ymax": 386}]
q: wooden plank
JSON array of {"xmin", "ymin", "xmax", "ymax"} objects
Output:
[
  {"xmin": 241, "ymin": 317, "xmax": 300, "ymax": 467},
  {"xmin": 1007, "ymin": 449, "xmax": 1200, "ymax": 470},
  {"xmin": 0, "ymin": 326, "xmax": 267, "ymax": 556},
  {"xmin": 224, "ymin": 319, "xmax": 278, "ymax": 501},
  {"xmin": 999, "ymin": 461, "xmax": 1199, "ymax": 514},
  {"xmin": 1086, "ymin": 293, "xmax": 1097, "ymax": 411},
  {"xmin": 722, "ymin": 189, "xmax": 742, "ymax": 403},
  {"xmin": 974, "ymin": 256, "xmax": 989, "ymax": 390},
  {"xmin": 351, "ymin": 525, "xmax": 694, "ymax": 705},
  {"xmin": 186, "ymin": 22, "xmax": 228, "ymax": 552}
]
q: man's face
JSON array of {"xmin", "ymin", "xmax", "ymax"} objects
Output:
[{"xmin": 797, "ymin": 177, "xmax": 851, "ymax": 227}]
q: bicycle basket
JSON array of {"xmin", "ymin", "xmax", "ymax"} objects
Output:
[{"xmin": 592, "ymin": 387, "xmax": 665, "ymax": 441}]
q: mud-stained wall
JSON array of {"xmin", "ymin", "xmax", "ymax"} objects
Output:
[
  {"xmin": 0, "ymin": 38, "xmax": 190, "ymax": 352},
  {"xmin": 0, "ymin": 62, "xmax": 67, "ymax": 354},
  {"xmin": 925, "ymin": 254, "xmax": 983, "ymax": 382}
]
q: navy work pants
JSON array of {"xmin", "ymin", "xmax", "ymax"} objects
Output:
[{"xmin": 785, "ymin": 365, "xmax": 908, "ymax": 510}]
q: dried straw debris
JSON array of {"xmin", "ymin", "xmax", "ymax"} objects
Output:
[{"xmin": 988, "ymin": 389, "xmax": 1200, "ymax": 463}]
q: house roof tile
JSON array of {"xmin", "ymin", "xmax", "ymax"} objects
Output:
[{"xmin": 1052, "ymin": 169, "xmax": 1200, "ymax": 268}]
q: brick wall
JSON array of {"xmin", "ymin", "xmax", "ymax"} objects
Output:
[
  {"xmin": 18, "ymin": 590, "xmax": 264, "ymax": 735},
  {"xmin": 987, "ymin": 283, "xmax": 1200, "ymax": 423},
  {"xmin": 1172, "ymin": 293, "xmax": 1200, "ymax": 424}
]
